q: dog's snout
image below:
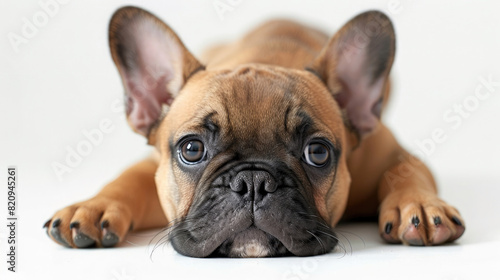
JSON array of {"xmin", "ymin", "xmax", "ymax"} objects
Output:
[{"xmin": 229, "ymin": 170, "xmax": 277, "ymax": 196}]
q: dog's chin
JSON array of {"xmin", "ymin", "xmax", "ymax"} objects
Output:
[{"xmin": 210, "ymin": 226, "xmax": 290, "ymax": 258}]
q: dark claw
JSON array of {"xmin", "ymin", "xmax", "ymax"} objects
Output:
[
  {"xmin": 101, "ymin": 220, "xmax": 119, "ymax": 247},
  {"xmin": 49, "ymin": 226, "xmax": 71, "ymax": 247},
  {"xmin": 44, "ymin": 220, "xmax": 51, "ymax": 237},
  {"xmin": 452, "ymin": 216, "xmax": 463, "ymax": 226},
  {"xmin": 385, "ymin": 222, "xmax": 393, "ymax": 234},
  {"xmin": 102, "ymin": 231, "xmax": 119, "ymax": 247},
  {"xmin": 43, "ymin": 219, "xmax": 51, "ymax": 229},
  {"xmin": 412, "ymin": 216, "xmax": 420, "ymax": 228},
  {"xmin": 69, "ymin": 221, "xmax": 80, "ymax": 229},
  {"xmin": 101, "ymin": 220, "xmax": 110, "ymax": 229},
  {"xmin": 52, "ymin": 219, "xmax": 61, "ymax": 228},
  {"xmin": 73, "ymin": 232, "xmax": 96, "ymax": 248},
  {"xmin": 433, "ymin": 216, "xmax": 442, "ymax": 225}
]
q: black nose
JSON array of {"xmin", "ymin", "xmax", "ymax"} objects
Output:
[{"xmin": 229, "ymin": 170, "xmax": 277, "ymax": 196}]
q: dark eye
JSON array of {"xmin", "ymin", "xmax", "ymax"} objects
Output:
[
  {"xmin": 303, "ymin": 142, "xmax": 330, "ymax": 167},
  {"xmin": 179, "ymin": 139, "xmax": 205, "ymax": 164}
]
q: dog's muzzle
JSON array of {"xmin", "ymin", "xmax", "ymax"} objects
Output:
[{"xmin": 169, "ymin": 163, "xmax": 337, "ymax": 257}]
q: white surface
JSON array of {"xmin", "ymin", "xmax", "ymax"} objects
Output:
[{"xmin": 1, "ymin": 0, "xmax": 500, "ymax": 279}]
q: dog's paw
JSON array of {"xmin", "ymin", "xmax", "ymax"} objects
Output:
[
  {"xmin": 378, "ymin": 191, "xmax": 465, "ymax": 246},
  {"xmin": 43, "ymin": 197, "xmax": 133, "ymax": 248}
]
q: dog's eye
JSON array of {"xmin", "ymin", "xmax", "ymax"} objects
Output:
[
  {"xmin": 180, "ymin": 140, "xmax": 205, "ymax": 164},
  {"xmin": 303, "ymin": 142, "xmax": 329, "ymax": 167}
]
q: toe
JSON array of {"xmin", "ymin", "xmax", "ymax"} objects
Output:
[
  {"xmin": 399, "ymin": 204, "xmax": 427, "ymax": 246},
  {"xmin": 428, "ymin": 214, "xmax": 452, "ymax": 245},
  {"xmin": 98, "ymin": 204, "xmax": 132, "ymax": 247},
  {"xmin": 70, "ymin": 222, "xmax": 97, "ymax": 248},
  {"xmin": 47, "ymin": 205, "xmax": 79, "ymax": 247},
  {"xmin": 402, "ymin": 216, "xmax": 424, "ymax": 246},
  {"xmin": 379, "ymin": 208, "xmax": 401, "ymax": 244},
  {"xmin": 101, "ymin": 227, "xmax": 120, "ymax": 248},
  {"xmin": 431, "ymin": 223, "xmax": 452, "ymax": 245},
  {"xmin": 421, "ymin": 205, "xmax": 452, "ymax": 245},
  {"xmin": 443, "ymin": 206, "xmax": 465, "ymax": 242},
  {"xmin": 49, "ymin": 218, "xmax": 72, "ymax": 247},
  {"xmin": 450, "ymin": 216, "xmax": 465, "ymax": 241},
  {"xmin": 69, "ymin": 205, "xmax": 103, "ymax": 247}
]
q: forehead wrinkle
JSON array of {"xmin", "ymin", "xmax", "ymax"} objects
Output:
[
  {"xmin": 225, "ymin": 78, "xmax": 290, "ymax": 134},
  {"xmin": 220, "ymin": 70, "xmax": 329, "ymax": 150},
  {"xmin": 191, "ymin": 66, "xmax": 340, "ymax": 149},
  {"xmin": 293, "ymin": 110, "xmax": 315, "ymax": 137},
  {"xmin": 199, "ymin": 111, "xmax": 219, "ymax": 133},
  {"xmin": 171, "ymin": 106, "xmax": 220, "ymax": 142}
]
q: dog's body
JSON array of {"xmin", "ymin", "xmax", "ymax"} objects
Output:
[{"xmin": 45, "ymin": 7, "xmax": 464, "ymax": 257}]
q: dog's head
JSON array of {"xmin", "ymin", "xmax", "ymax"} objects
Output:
[{"xmin": 108, "ymin": 7, "xmax": 395, "ymax": 257}]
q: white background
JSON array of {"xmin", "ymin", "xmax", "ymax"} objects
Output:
[{"xmin": 1, "ymin": 0, "xmax": 500, "ymax": 279}]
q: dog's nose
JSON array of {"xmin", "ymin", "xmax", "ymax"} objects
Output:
[{"xmin": 229, "ymin": 170, "xmax": 277, "ymax": 196}]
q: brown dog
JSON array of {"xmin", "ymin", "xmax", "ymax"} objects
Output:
[{"xmin": 44, "ymin": 6, "xmax": 465, "ymax": 257}]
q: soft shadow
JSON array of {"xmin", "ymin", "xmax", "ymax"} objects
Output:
[{"xmin": 112, "ymin": 222, "xmax": 387, "ymax": 256}]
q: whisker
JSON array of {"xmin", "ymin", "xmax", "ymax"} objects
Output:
[
  {"xmin": 332, "ymin": 230, "xmax": 353, "ymax": 256},
  {"xmin": 335, "ymin": 229, "xmax": 366, "ymax": 249},
  {"xmin": 315, "ymin": 229, "xmax": 339, "ymax": 241},
  {"xmin": 315, "ymin": 229, "xmax": 347, "ymax": 257},
  {"xmin": 148, "ymin": 218, "xmax": 188, "ymax": 260},
  {"xmin": 306, "ymin": 229, "xmax": 326, "ymax": 254},
  {"xmin": 148, "ymin": 214, "xmax": 212, "ymax": 260}
]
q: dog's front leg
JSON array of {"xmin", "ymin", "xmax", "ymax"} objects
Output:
[
  {"xmin": 377, "ymin": 153, "xmax": 465, "ymax": 245},
  {"xmin": 45, "ymin": 159, "xmax": 167, "ymax": 248}
]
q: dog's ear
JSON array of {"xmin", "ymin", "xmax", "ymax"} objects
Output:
[
  {"xmin": 312, "ymin": 11, "xmax": 395, "ymax": 138},
  {"xmin": 109, "ymin": 6, "xmax": 203, "ymax": 139}
]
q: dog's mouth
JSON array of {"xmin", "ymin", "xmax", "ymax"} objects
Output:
[
  {"xmin": 168, "ymin": 184, "xmax": 337, "ymax": 257},
  {"xmin": 210, "ymin": 225, "xmax": 290, "ymax": 257},
  {"xmin": 169, "ymin": 209, "xmax": 337, "ymax": 258},
  {"xmin": 169, "ymin": 210, "xmax": 337, "ymax": 258}
]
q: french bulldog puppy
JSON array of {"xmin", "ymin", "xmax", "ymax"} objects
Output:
[{"xmin": 45, "ymin": 6, "xmax": 465, "ymax": 257}]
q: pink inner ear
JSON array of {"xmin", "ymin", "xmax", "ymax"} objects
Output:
[
  {"xmin": 121, "ymin": 21, "xmax": 181, "ymax": 136},
  {"xmin": 335, "ymin": 43, "xmax": 386, "ymax": 136},
  {"xmin": 345, "ymin": 76, "xmax": 385, "ymax": 135},
  {"xmin": 126, "ymin": 74, "xmax": 171, "ymax": 135}
]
